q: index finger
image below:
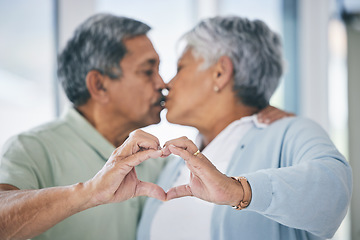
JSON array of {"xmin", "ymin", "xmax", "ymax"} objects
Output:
[
  {"xmin": 129, "ymin": 130, "xmax": 161, "ymax": 150},
  {"xmin": 114, "ymin": 131, "xmax": 161, "ymax": 158},
  {"xmin": 163, "ymin": 137, "xmax": 199, "ymax": 155},
  {"xmin": 121, "ymin": 149, "xmax": 163, "ymax": 168},
  {"xmin": 109, "ymin": 149, "xmax": 162, "ymax": 176},
  {"xmin": 167, "ymin": 145, "xmax": 216, "ymax": 177}
]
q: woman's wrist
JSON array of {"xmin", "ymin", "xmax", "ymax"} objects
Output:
[{"xmin": 230, "ymin": 176, "xmax": 252, "ymax": 210}]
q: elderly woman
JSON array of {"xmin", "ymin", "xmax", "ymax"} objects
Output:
[{"xmin": 137, "ymin": 16, "xmax": 352, "ymax": 240}]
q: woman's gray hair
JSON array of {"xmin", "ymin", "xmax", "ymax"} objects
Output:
[
  {"xmin": 182, "ymin": 16, "xmax": 284, "ymax": 109},
  {"xmin": 57, "ymin": 13, "xmax": 151, "ymax": 106}
]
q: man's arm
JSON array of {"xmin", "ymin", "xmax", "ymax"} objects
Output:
[
  {"xmin": 0, "ymin": 182, "xmax": 92, "ymax": 240},
  {"xmin": 0, "ymin": 130, "xmax": 165, "ymax": 240}
]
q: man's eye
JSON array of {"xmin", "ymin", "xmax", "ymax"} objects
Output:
[{"xmin": 144, "ymin": 70, "xmax": 154, "ymax": 76}]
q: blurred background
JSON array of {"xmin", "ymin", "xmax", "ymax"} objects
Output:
[{"xmin": 0, "ymin": 0, "xmax": 359, "ymax": 239}]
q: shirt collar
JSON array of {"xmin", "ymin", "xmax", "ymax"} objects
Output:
[
  {"xmin": 195, "ymin": 114, "xmax": 267, "ymax": 148},
  {"xmin": 244, "ymin": 114, "xmax": 268, "ymax": 129},
  {"xmin": 61, "ymin": 107, "xmax": 115, "ymax": 161}
]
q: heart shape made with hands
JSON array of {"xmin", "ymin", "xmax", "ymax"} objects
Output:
[
  {"xmin": 102, "ymin": 143, "xmax": 198, "ymax": 203},
  {"xmin": 110, "ymin": 131, "xmax": 236, "ymax": 206},
  {"xmin": 116, "ymin": 144, "xmax": 197, "ymax": 202}
]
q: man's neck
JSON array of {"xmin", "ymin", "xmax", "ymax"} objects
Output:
[{"xmin": 76, "ymin": 104, "xmax": 135, "ymax": 147}]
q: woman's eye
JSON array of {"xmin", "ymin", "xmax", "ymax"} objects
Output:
[{"xmin": 177, "ymin": 65, "xmax": 183, "ymax": 73}]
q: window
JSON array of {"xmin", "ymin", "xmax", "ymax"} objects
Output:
[{"xmin": 0, "ymin": 0, "xmax": 55, "ymax": 148}]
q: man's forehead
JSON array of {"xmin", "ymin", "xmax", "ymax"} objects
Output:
[
  {"xmin": 123, "ymin": 36, "xmax": 159, "ymax": 65},
  {"xmin": 129, "ymin": 53, "xmax": 160, "ymax": 68}
]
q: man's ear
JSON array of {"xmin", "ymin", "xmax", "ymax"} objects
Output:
[
  {"xmin": 86, "ymin": 70, "xmax": 109, "ymax": 104},
  {"xmin": 212, "ymin": 56, "xmax": 234, "ymax": 91}
]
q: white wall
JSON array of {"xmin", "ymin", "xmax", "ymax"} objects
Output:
[{"xmin": 299, "ymin": 0, "xmax": 330, "ymax": 131}]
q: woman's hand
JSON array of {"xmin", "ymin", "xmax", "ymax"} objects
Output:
[
  {"xmin": 257, "ymin": 105, "xmax": 294, "ymax": 124},
  {"xmin": 163, "ymin": 137, "xmax": 244, "ymax": 207},
  {"xmin": 84, "ymin": 130, "xmax": 166, "ymax": 208}
]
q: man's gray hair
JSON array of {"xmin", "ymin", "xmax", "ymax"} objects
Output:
[
  {"xmin": 58, "ymin": 13, "xmax": 151, "ymax": 106},
  {"xmin": 182, "ymin": 16, "xmax": 284, "ymax": 109}
]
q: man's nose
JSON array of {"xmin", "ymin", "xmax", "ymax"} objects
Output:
[{"xmin": 154, "ymin": 72, "xmax": 165, "ymax": 90}]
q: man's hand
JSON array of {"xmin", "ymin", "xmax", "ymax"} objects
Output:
[
  {"xmin": 84, "ymin": 130, "xmax": 166, "ymax": 208},
  {"xmin": 257, "ymin": 105, "xmax": 294, "ymax": 124},
  {"xmin": 162, "ymin": 137, "xmax": 245, "ymax": 207}
]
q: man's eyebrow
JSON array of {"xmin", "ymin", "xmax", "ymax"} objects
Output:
[{"xmin": 139, "ymin": 58, "xmax": 158, "ymax": 67}]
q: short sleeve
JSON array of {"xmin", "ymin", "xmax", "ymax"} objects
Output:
[{"xmin": 0, "ymin": 134, "xmax": 52, "ymax": 190}]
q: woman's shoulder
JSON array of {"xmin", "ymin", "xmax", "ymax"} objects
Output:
[
  {"xmin": 266, "ymin": 116, "xmax": 325, "ymax": 132},
  {"xmin": 264, "ymin": 116, "xmax": 332, "ymax": 147}
]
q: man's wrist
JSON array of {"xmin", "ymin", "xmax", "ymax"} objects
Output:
[{"xmin": 70, "ymin": 182, "xmax": 96, "ymax": 212}]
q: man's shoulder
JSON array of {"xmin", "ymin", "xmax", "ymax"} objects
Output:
[
  {"xmin": 25, "ymin": 118, "xmax": 67, "ymax": 136},
  {"xmin": 3, "ymin": 118, "xmax": 70, "ymax": 150}
]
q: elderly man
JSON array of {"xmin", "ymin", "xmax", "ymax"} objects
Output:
[{"xmin": 0, "ymin": 14, "xmax": 167, "ymax": 240}]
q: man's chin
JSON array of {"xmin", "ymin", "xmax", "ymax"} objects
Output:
[
  {"xmin": 146, "ymin": 112, "xmax": 162, "ymax": 126},
  {"xmin": 152, "ymin": 117, "xmax": 161, "ymax": 125}
]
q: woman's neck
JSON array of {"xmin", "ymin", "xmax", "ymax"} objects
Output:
[{"xmin": 198, "ymin": 104, "xmax": 258, "ymax": 149}]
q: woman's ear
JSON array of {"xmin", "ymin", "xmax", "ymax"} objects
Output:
[
  {"xmin": 86, "ymin": 70, "xmax": 109, "ymax": 104},
  {"xmin": 213, "ymin": 56, "xmax": 234, "ymax": 91}
]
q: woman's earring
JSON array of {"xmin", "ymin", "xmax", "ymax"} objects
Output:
[{"xmin": 214, "ymin": 86, "xmax": 220, "ymax": 92}]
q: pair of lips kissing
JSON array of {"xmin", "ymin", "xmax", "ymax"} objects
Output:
[{"xmin": 156, "ymin": 88, "xmax": 169, "ymax": 107}]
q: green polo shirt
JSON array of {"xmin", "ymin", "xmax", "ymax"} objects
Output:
[{"xmin": 0, "ymin": 107, "xmax": 166, "ymax": 240}]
